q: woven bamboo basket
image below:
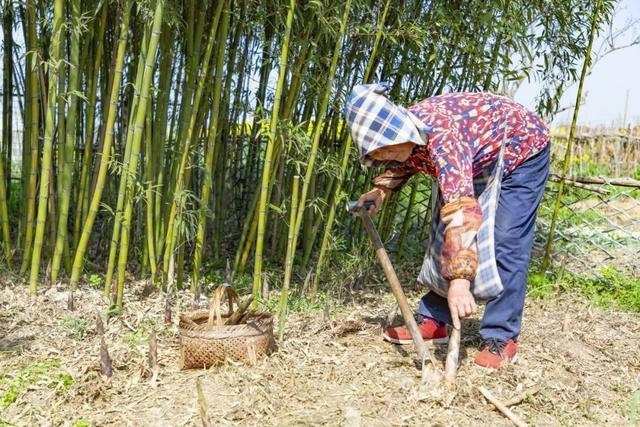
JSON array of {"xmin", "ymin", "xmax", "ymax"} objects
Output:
[{"xmin": 179, "ymin": 287, "xmax": 274, "ymax": 369}]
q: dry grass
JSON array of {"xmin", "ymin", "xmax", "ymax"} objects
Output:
[{"xmin": 1, "ymin": 279, "xmax": 639, "ymax": 426}]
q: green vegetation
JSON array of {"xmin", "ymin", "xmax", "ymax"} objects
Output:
[
  {"xmin": 0, "ymin": 358, "xmax": 73, "ymax": 407},
  {"xmin": 631, "ymin": 389, "xmax": 640, "ymax": 426},
  {"xmin": 60, "ymin": 317, "xmax": 91, "ymax": 340},
  {"xmin": 0, "ymin": 1, "xmax": 635, "ymax": 365},
  {"xmin": 265, "ymin": 291, "xmax": 332, "ymax": 316},
  {"xmin": 125, "ymin": 330, "xmax": 148, "ymax": 348},
  {"xmin": 528, "ymin": 266, "xmax": 640, "ymax": 313},
  {"xmin": 0, "ymin": 0, "xmax": 617, "ymax": 307},
  {"xmin": 88, "ymin": 274, "xmax": 103, "ymax": 289}
]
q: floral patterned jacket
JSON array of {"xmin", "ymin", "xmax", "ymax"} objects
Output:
[{"xmin": 372, "ymin": 92, "xmax": 550, "ymax": 281}]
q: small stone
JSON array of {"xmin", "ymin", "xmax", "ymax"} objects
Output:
[
  {"xmin": 343, "ymin": 406, "xmax": 361, "ymax": 427},
  {"xmin": 44, "ymin": 287, "xmax": 69, "ymax": 303},
  {"xmin": 399, "ymin": 377, "xmax": 413, "ymax": 391}
]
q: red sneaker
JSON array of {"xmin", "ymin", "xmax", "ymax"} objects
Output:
[
  {"xmin": 383, "ymin": 315, "xmax": 449, "ymax": 345},
  {"xmin": 474, "ymin": 338, "xmax": 518, "ymax": 369}
]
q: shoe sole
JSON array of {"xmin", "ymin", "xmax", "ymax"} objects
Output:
[
  {"xmin": 474, "ymin": 353, "xmax": 518, "ymax": 370},
  {"xmin": 383, "ymin": 335, "xmax": 449, "ymax": 345}
]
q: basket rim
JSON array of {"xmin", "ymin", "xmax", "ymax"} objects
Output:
[{"xmin": 179, "ymin": 311, "xmax": 273, "ymax": 339}]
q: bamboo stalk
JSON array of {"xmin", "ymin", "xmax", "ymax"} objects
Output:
[
  {"xmin": 144, "ymin": 102, "xmax": 157, "ymax": 283},
  {"xmin": 72, "ymin": 2, "xmax": 108, "ymax": 252},
  {"xmin": 29, "ymin": 0, "xmax": 65, "ymax": 292},
  {"xmin": 286, "ymin": 0, "xmax": 352, "ymax": 282},
  {"xmin": 478, "ymin": 386, "xmax": 528, "ymax": 427},
  {"xmin": 51, "ymin": 0, "xmax": 82, "ymax": 284},
  {"xmin": 252, "ymin": 0, "xmax": 297, "ymax": 301},
  {"xmin": 69, "ymin": 0, "xmax": 133, "ymax": 290},
  {"xmin": 0, "ymin": 141, "xmax": 10, "ymax": 267},
  {"xmin": 541, "ymin": 0, "xmax": 602, "ymax": 271},
  {"xmin": 103, "ymin": 21, "xmax": 150, "ymax": 296},
  {"xmin": 19, "ymin": 0, "xmax": 40, "ymax": 275},
  {"xmin": 0, "ymin": 0, "xmax": 13, "ymax": 267},
  {"xmin": 312, "ymin": 0, "xmax": 391, "ymax": 296},
  {"xmin": 115, "ymin": 0, "xmax": 165, "ymax": 308},
  {"xmin": 278, "ymin": 175, "xmax": 300, "ymax": 341},
  {"xmin": 2, "ymin": 0, "xmax": 14, "ymax": 207},
  {"xmin": 161, "ymin": 3, "xmax": 223, "ymax": 285},
  {"xmin": 192, "ymin": 0, "xmax": 228, "ymax": 289}
]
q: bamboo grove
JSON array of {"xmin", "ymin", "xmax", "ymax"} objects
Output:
[{"xmin": 0, "ymin": 0, "xmax": 615, "ymax": 308}]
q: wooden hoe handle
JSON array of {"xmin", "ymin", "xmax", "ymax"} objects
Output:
[{"xmin": 357, "ymin": 208, "xmax": 437, "ymax": 367}]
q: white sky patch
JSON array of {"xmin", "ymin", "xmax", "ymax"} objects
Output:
[{"xmin": 515, "ymin": 0, "xmax": 640, "ymax": 126}]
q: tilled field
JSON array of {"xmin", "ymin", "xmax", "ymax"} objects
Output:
[{"xmin": 1, "ymin": 280, "xmax": 639, "ymax": 426}]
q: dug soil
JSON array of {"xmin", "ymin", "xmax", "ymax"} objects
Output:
[{"xmin": 1, "ymin": 281, "xmax": 638, "ymax": 426}]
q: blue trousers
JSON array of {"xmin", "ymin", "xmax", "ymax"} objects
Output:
[{"xmin": 418, "ymin": 143, "xmax": 550, "ymax": 341}]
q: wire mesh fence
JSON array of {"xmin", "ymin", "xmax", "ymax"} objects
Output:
[
  {"xmin": 535, "ymin": 133, "xmax": 640, "ymax": 278},
  {"xmin": 534, "ymin": 178, "xmax": 640, "ymax": 278},
  {"xmin": 381, "ymin": 133, "xmax": 640, "ymax": 281}
]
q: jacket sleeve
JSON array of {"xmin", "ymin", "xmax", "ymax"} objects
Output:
[
  {"xmin": 371, "ymin": 165, "xmax": 418, "ymax": 193},
  {"xmin": 430, "ymin": 119, "xmax": 482, "ymax": 282},
  {"xmin": 440, "ymin": 197, "xmax": 482, "ymax": 282}
]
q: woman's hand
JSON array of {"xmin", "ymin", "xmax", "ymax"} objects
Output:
[
  {"xmin": 447, "ymin": 278, "xmax": 477, "ymax": 329},
  {"xmin": 357, "ymin": 187, "xmax": 389, "ymax": 215}
]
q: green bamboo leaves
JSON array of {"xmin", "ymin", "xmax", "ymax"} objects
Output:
[
  {"xmin": 0, "ymin": 0, "xmax": 617, "ymax": 308},
  {"xmin": 162, "ymin": 0, "xmax": 225, "ymax": 288}
]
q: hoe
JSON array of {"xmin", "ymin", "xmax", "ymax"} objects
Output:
[{"xmin": 348, "ymin": 201, "xmax": 460, "ymax": 387}]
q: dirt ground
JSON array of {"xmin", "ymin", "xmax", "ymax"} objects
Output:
[{"xmin": 1, "ymin": 279, "xmax": 639, "ymax": 426}]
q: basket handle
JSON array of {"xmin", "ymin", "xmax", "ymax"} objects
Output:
[{"xmin": 207, "ymin": 286, "xmax": 240, "ymax": 328}]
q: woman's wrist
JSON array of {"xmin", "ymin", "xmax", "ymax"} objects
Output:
[
  {"xmin": 450, "ymin": 278, "xmax": 471, "ymax": 289},
  {"xmin": 373, "ymin": 185, "xmax": 391, "ymax": 198}
]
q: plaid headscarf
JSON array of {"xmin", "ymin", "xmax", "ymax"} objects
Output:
[{"xmin": 344, "ymin": 83, "xmax": 431, "ymax": 167}]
